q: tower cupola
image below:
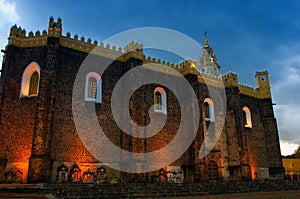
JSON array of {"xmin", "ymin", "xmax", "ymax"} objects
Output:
[{"xmin": 198, "ymin": 34, "xmax": 220, "ymax": 76}]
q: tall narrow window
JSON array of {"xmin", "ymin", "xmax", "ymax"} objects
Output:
[
  {"xmin": 154, "ymin": 87, "xmax": 166, "ymax": 114},
  {"xmin": 203, "ymin": 102, "xmax": 210, "ymax": 119},
  {"xmin": 85, "ymin": 72, "xmax": 101, "ymax": 103},
  {"xmin": 155, "ymin": 91, "xmax": 162, "ymax": 110},
  {"xmin": 28, "ymin": 72, "xmax": 39, "ymax": 95},
  {"xmin": 203, "ymin": 98, "xmax": 215, "ymax": 122},
  {"xmin": 242, "ymin": 106, "xmax": 252, "ymax": 128},
  {"xmin": 87, "ymin": 77, "xmax": 97, "ymax": 99},
  {"xmin": 242, "ymin": 110, "xmax": 247, "ymax": 126},
  {"xmin": 20, "ymin": 62, "xmax": 41, "ymax": 97}
]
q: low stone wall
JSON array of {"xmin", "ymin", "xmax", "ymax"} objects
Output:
[{"xmin": 0, "ymin": 180, "xmax": 299, "ymax": 199}]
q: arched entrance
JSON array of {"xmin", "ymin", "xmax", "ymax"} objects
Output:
[{"xmin": 207, "ymin": 160, "xmax": 218, "ymax": 181}]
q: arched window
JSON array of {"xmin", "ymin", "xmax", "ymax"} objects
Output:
[
  {"xmin": 203, "ymin": 98, "xmax": 215, "ymax": 122},
  {"xmin": 155, "ymin": 91, "xmax": 162, "ymax": 110},
  {"xmin": 20, "ymin": 62, "xmax": 41, "ymax": 97},
  {"xmin": 29, "ymin": 71, "xmax": 39, "ymax": 95},
  {"xmin": 154, "ymin": 87, "xmax": 166, "ymax": 114},
  {"xmin": 242, "ymin": 106, "xmax": 252, "ymax": 128},
  {"xmin": 203, "ymin": 102, "xmax": 210, "ymax": 119},
  {"xmin": 85, "ymin": 72, "xmax": 101, "ymax": 103}
]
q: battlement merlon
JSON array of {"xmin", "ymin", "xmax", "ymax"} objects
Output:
[
  {"xmin": 48, "ymin": 16, "xmax": 62, "ymax": 37},
  {"xmin": 124, "ymin": 41, "xmax": 143, "ymax": 53},
  {"xmin": 9, "ymin": 25, "xmax": 26, "ymax": 38},
  {"xmin": 178, "ymin": 59, "xmax": 197, "ymax": 69},
  {"xmin": 9, "ymin": 24, "xmax": 47, "ymax": 39},
  {"xmin": 222, "ymin": 72, "xmax": 238, "ymax": 87}
]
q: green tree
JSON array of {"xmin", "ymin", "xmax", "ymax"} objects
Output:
[
  {"xmin": 293, "ymin": 146, "xmax": 300, "ymax": 158},
  {"xmin": 284, "ymin": 146, "xmax": 300, "ymax": 158}
]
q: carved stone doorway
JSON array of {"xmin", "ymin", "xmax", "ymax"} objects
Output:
[{"xmin": 207, "ymin": 160, "xmax": 218, "ymax": 181}]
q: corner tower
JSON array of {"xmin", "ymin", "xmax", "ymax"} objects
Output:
[
  {"xmin": 48, "ymin": 16, "xmax": 62, "ymax": 37},
  {"xmin": 255, "ymin": 71, "xmax": 271, "ymax": 98}
]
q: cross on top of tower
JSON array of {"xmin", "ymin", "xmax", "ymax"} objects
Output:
[{"xmin": 204, "ymin": 32, "xmax": 208, "ymax": 45}]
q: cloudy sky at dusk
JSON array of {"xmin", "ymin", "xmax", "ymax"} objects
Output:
[{"xmin": 0, "ymin": 0, "xmax": 300, "ymax": 155}]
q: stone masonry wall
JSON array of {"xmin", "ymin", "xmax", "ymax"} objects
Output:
[
  {"xmin": 0, "ymin": 38, "xmax": 284, "ymax": 183},
  {"xmin": 0, "ymin": 44, "xmax": 48, "ymax": 182}
]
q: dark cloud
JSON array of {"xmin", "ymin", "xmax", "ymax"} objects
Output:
[{"xmin": 271, "ymin": 43, "xmax": 300, "ymax": 148}]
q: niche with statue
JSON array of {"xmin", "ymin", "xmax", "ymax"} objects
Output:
[
  {"xmin": 95, "ymin": 167, "xmax": 107, "ymax": 183},
  {"xmin": 69, "ymin": 164, "xmax": 81, "ymax": 182},
  {"xmin": 83, "ymin": 169, "xmax": 94, "ymax": 183},
  {"xmin": 56, "ymin": 165, "xmax": 68, "ymax": 183},
  {"xmin": 4, "ymin": 171, "xmax": 14, "ymax": 183}
]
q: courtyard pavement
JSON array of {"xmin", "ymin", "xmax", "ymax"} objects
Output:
[{"xmin": 161, "ymin": 190, "xmax": 300, "ymax": 199}]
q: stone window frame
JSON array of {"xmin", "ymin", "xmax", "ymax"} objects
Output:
[
  {"xmin": 203, "ymin": 98, "xmax": 215, "ymax": 122},
  {"xmin": 154, "ymin": 87, "xmax": 167, "ymax": 114},
  {"xmin": 20, "ymin": 61, "xmax": 41, "ymax": 98},
  {"xmin": 242, "ymin": 106, "xmax": 252, "ymax": 128},
  {"xmin": 85, "ymin": 72, "xmax": 102, "ymax": 103}
]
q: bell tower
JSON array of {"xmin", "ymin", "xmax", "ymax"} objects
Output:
[{"xmin": 198, "ymin": 33, "xmax": 220, "ymax": 76}]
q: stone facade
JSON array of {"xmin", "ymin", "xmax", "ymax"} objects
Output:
[{"xmin": 0, "ymin": 17, "xmax": 284, "ymax": 183}]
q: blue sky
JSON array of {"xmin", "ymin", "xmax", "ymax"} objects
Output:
[{"xmin": 0, "ymin": 0, "xmax": 300, "ymax": 155}]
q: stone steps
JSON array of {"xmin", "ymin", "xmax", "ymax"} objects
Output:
[
  {"xmin": 0, "ymin": 193, "xmax": 56, "ymax": 198},
  {"xmin": 0, "ymin": 181, "xmax": 299, "ymax": 199}
]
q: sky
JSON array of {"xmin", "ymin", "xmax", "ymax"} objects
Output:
[{"xmin": 0, "ymin": 0, "xmax": 300, "ymax": 155}]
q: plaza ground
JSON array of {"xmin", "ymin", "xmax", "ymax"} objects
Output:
[
  {"xmin": 0, "ymin": 190, "xmax": 299, "ymax": 199},
  {"xmin": 161, "ymin": 190, "xmax": 300, "ymax": 199},
  {"xmin": 0, "ymin": 182, "xmax": 300, "ymax": 198}
]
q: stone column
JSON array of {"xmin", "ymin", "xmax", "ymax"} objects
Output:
[{"xmin": 27, "ymin": 38, "xmax": 58, "ymax": 183}]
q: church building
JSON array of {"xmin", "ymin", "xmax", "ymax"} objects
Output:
[{"xmin": 0, "ymin": 17, "xmax": 284, "ymax": 183}]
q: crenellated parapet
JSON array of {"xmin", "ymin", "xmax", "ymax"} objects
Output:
[
  {"xmin": 240, "ymin": 71, "xmax": 271, "ymax": 98},
  {"xmin": 222, "ymin": 72, "xmax": 238, "ymax": 87},
  {"xmin": 141, "ymin": 55, "xmax": 181, "ymax": 77},
  {"xmin": 124, "ymin": 41, "xmax": 143, "ymax": 53},
  {"xmin": 89, "ymin": 38, "xmax": 273, "ymax": 99},
  {"xmin": 9, "ymin": 25, "xmax": 48, "ymax": 47},
  {"xmin": 142, "ymin": 63, "xmax": 181, "ymax": 77},
  {"xmin": 143, "ymin": 56, "xmax": 200, "ymax": 76},
  {"xmin": 10, "ymin": 25, "xmax": 26, "ymax": 38},
  {"xmin": 10, "ymin": 25, "xmax": 48, "ymax": 39},
  {"xmin": 178, "ymin": 59, "xmax": 197, "ymax": 69},
  {"xmin": 144, "ymin": 55, "xmax": 177, "ymax": 68},
  {"xmin": 60, "ymin": 33, "xmax": 124, "ymax": 59},
  {"xmin": 178, "ymin": 59, "xmax": 200, "ymax": 76},
  {"xmin": 6, "ymin": 17, "xmax": 272, "ymax": 99},
  {"xmin": 220, "ymin": 71, "xmax": 271, "ymax": 98},
  {"xmin": 238, "ymin": 83, "xmax": 257, "ymax": 98},
  {"xmin": 7, "ymin": 17, "xmax": 126, "ymax": 60}
]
